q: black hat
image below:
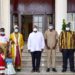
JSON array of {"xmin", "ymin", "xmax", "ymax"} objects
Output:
[
  {"xmin": 49, "ymin": 24, "xmax": 53, "ymax": 26},
  {"xmin": 66, "ymin": 22, "xmax": 71, "ymax": 28}
]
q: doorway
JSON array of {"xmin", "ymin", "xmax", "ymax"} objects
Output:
[
  {"xmin": 21, "ymin": 14, "xmax": 54, "ymax": 41},
  {"xmin": 21, "ymin": 15, "xmax": 33, "ymax": 41}
]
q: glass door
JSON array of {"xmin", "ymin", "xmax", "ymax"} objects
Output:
[
  {"xmin": 33, "ymin": 14, "xmax": 54, "ymax": 32},
  {"xmin": 33, "ymin": 15, "xmax": 43, "ymax": 32}
]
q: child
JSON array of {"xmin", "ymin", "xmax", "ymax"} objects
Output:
[
  {"xmin": 5, "ymin": 53, "xmax": 16, "ymax": 75},
  {"xmin": 0, "ymin": 47, "xmax": 5, "ymax": 75}
]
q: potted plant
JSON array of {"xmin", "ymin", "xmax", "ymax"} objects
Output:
[{"xmin": 62, "ymin": 19, "xmax": 66, "ymax": 31}]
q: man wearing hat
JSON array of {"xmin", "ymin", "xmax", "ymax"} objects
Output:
[
  {"xmin": 44, "ymin": 24, "xmax": 58, "ymax": 72},
  {"xmin": 59, "ymin": 22, "xmax": 75, "ymax": 72},
  {"xmin": 10, "ymin": 25, "xmax": 24, "ymax": 71}
]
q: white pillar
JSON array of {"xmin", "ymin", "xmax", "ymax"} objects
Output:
[
  {"xmin": 0, "ymin": 0, "xmax": 2, "ymax": 27},
  {"xmin": 0, "ymin": 0, "xmax": 10, "ymax": 37},
  {"xmin": 55, "ymin": 0, "xmax": 67, "ymax": 34}
]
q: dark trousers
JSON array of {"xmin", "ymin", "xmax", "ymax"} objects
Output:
[
  {"xmin": 31, "ymin": 51, "xmax": 42, "ymax": 71},
  {"xmin": 62, "ymin": 49, "xmax": 74, "ymax": 71}
]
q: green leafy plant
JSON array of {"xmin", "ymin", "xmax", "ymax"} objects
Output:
[{"xmin": 62, "ymin": 19, "xmax": 66, "ymax": 31}]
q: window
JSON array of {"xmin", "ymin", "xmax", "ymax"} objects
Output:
[
  {"xmin": 67, "ymin": 13, "xmax": 75, "ymax": 31},
  {"xmin": 33, "ymin": 15, "xmax": 43, "ymax": 32}
]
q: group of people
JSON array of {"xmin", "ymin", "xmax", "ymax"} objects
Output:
[
  {"xmin": 0, "ymin": 22, "xmax": 75, "ymax": 75},
  {"xmin": 0, "ymin": 26, "xmax": 24, "ymax": 75},
  {"xmin": 27, "ymin": 23, "xmax": 75, "ymax": 73}
]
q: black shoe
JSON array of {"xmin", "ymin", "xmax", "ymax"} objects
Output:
[
  {"xmin": 36, "ymin": 70, "xmax": 40, "ymax": 72},
  {"xmin": 62, "ymin": 69, "xmax": 66, "ymax": 72},
  {"xmin": 16, "ymin": 69, "xmax": 21, "ymax": 72},
  {"xmin": 46, "ymin": 68, "xmax": 50, "ymax": 72},
  {"xmin": 70, "ymin": 70, "xmax": 75, "ymax": 72},
  {"xmin": 31, "ymin": 69, "xmax": 35, "ymax": 72},
  {"xmin": 52, "ymin": 68, "xmax": 57, "ymax": 72}
]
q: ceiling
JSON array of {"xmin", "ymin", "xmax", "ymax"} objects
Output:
[
  {"xmin": 11, "ymin": 0, "xmax": 53, "ymax": 4},
  {"xmin": 11, "ymin": 0, "xmax": 55, "ymax": 11}
]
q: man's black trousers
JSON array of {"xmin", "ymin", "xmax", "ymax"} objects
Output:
[
  {"xmin": 62, "ymin": 49, "xmax": 74, "ymax": 71},
  {"xmin": 31, "ymin": 51, "xmax": 42, "ymax": 71}
]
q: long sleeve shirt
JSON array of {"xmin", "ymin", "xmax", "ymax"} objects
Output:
[
  {"xmin": 59, "ymin": 31, "xmax": 74, "ymax": 49},
  {"xmin": 44, "ymin": 29, "xmax": 58, "ymax": 49},
  {"xmin": 27, "ymin": 32, "xmax": 45, "ymax": 52}
]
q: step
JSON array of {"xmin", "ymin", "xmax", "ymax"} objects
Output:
[
  {"xmin": 21, "ymin": 66, "xmax": 62, "ymax": 70},
  {"xmin": 22, "ymin": 51, "xmax": 75, "ymax": 57},
  {"xmin": 21, "ymin": 62, "xmax": 75, "ymax": 68},
  {"xmin": 20, "ymin": 66, "xmax": 74, "ymax": 74},
  {"xmin": 21, "ymin": 60, "xmax": 75, "ymax": 68},
  {"xmin": 22, "ymin": 52, "xmax": 62, "ymax": 57},
  {"xmin": 21, "ymin": 61, "xmax": 63, "ymax": 68},
  {"xmin": 22, "ymin": 57, "xmax": 63, "ymax": 62},
  {"xmin": 23, "ymin": 49, "xmax": 60, "ymax": 53},
  {"xmin": 21, "ymin": 58, "xmax": 75, "ymax": 68},
  {"xmin": 16, "ymin": 71, "xmax": 75, "ymax": 75},
  {"xmin": 23, "ymin": 45, "xmax": 60, "ymax": 52},
  {"xmin": 22, "ymin": 57, "xmax": 75, "ymax": 62},
  {"xmin": 21, "ymin": 63, "xmax": 75, "ymax": 69},
  {"xmin": 18, "ymin": 66, "xmax": 71, "ymax": 72},
  {"xmin": 22, "ymin": 60, "xmax": 63, "ymax": 64}
]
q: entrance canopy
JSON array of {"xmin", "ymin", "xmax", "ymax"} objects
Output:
[{"xmin": 11, "ymin": 0, "xmax": 55, "ymax": 14}]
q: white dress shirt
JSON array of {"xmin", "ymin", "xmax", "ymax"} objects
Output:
[{"xmin": 27, "ymin": 31, "xmax": 45, "ymax": 52}]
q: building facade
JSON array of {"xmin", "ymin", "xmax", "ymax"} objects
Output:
[{"xmin": 0, "ymin": 0, "xmax": 75, "ymax": 40}]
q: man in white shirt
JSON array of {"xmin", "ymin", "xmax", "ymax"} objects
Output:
[{"xmin": 27, "ymin": 25, "xmax": 45, "ymax": 72}]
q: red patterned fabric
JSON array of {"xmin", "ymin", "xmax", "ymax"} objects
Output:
[
  {"xmin": 15, "ymin": 45, "xmax": 21, "ymax": 67},
  {"xmin": 0, "ymin": 54, "xmax": 5, "ymax": 70},
  {"xmin": 15, "ymin": 38, "xmax": 21, "ymax": 68}
]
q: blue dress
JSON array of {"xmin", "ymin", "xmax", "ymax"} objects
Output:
[{"xmin": 5, "ymin": 58, "xmax": 16, "ymax": 74}]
